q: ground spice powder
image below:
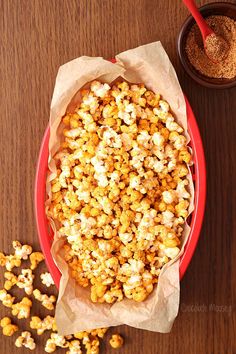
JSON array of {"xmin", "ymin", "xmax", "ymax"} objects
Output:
[{"xmin": 185, "ymin": 15, "xmax": 236, "ymax": 79}]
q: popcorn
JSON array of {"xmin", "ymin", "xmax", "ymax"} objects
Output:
[
  {"xmin": 4, "ymin": 271, "xmax": 18, "ymax": 291},
  {"xmin": 40, "ymin": 272, "xmax": 54, "ymax": 287},
  {"xmin": 0, "ymin": 252, "xmax": 6, "ymax": 266},
  {"xmin": 48, "ymin": 81, "xmax": 192, "ymax": 304},
  {"xmin": 12, "ymin": 297, "xmax": 32, "ymax": 319},
  {"xmin": 0, "ymin": 243, "xmax": 113, "ymax": 354},
  {"xmin": 90, "ymin": 81, "xmax": 110, "ymax": 98},
  {"xmin": 33, "ymin": 289, "xmax": 56, "ymax": 310},
  {"xmin": 66, "ymin": 340, "xmax": 82, "ymax": 354},
  {"xmin": 17, "ymin": 269, "xmax": 35, "ymax": 295},
  {"xmin": 12, "ymin": 241, "xmax": 32, "ymax": 260},
  {"xmin": 15, "ymin": 331, "xmax": 36, "ymax": 350},
  {"xmin": 162, "ymin": 190, "xmax": 176, "ymax": 204},
  {"xmin": 5, "ymin": 255, "xmax": 21, "ymax": 271},
  {"xmin": 0, "ymin": 289, "xmax": 15, "ymax": 308},
  {"xmin": 162, "ymin": 210, "xmax": 175, "ymax": 228},
  {"xmin": 30, "ymin": 315, "xmax": 56, "ymax": 335},
  {"xmin": 30, "ymin": 252, "xmax": 44, "ymax": 270},
  {"xmin": 176, "ymin": 179, "xmax": 190, "ymax": 199},
  {"xmin": 164, "ymin": 247, "xmax": 180, "ymax": 259},
  {"xmin": 0, "ymin": 317, "xmax": 18, "ymax": 336},
  {"xmin": 109, "ymin": 334, "xmax": 124, "ymax": 349},
  {"xmin": 45, "ymin": 333, "xmax": 69, "ymax": 353},
  {"xmin": 152, "ymin": 131, "xmax": 165, "ymax": 147}
]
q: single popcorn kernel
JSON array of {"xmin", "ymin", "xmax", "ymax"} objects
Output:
[
  {"xmin": 40, "ymin": 272, "xmax": 55, "ymax": 288},
  {"xmin": 17, "ymin": 269, "xmax": 35, "ymax": 295},
  {"xmin": 4, "ymin": 271, "xmax": 18, "ymax": 291},
  {"xmin": 47, "ymin": 80, "xmax": 192, "ymax": 304},
  {"xmin": 12, "ymin": 240, "xmax": 32, "ymax": 260},
  {"xmin": 0, "ymin": 289, "xmax": 15, "ymax": 308},
  {"xmin": 5, "ymin": 255, "xmax": 21, "ymax": 271},
  {"xmin": 12, "ymin": 297, "xmax": 32, "ymax": 319},
  {"xmin": 30, "ymin": 315, "xmax": 56, "ymax": 335},
  {"xmin": 1, "ymin": 316, "xmax": 18, "ymax": 336},
  {"xmin": 33, "ymin": 289, "xmax": 56, "ymax": 310},
  {"xmin": 0, "ymin": 252, "xmax": 6, "ymax": 266},
  {"xmin": 30, "ymin": 252, "xmax": 44, "ymax": 270},
  {"xmin": 109, "ymin": 334, "xmax": 124, "ymax": 349},
  {"xmin": 15, "ymin": 331, "xmax": 36, "ymax": 350},
  {"xmin": 45, "ymin": 333, "xmax": 69, "ymax": 353}
]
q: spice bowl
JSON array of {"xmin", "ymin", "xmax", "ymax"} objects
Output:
[{"xmin": 177, "ymin": 2, "xmax": 236, "ymax": 89}]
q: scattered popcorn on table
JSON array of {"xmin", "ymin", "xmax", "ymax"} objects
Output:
[
  {"xmin": 33, "ymin": 289, "xmax": 56, "ymax": 310},
  {"xmin": 40, "ymin": 272, "xmax": 54, "ymax": 288},
  {"xmin": 0, "ymin": 316, "xmax": 18, "ymax": 336},
  {"xmin": 30, "ymin": 252, "xmax": 45, "ymax": 270},
  {"xmin": 109, "ymin": 334, "xmax": 124, "ymax": 349},
  {"xmin": 0, "ymin": 244, "xmax": 115, "ymax": 354},
  {"xmin": 47, "ymin": 81, "xmax": 192, "ymax": 304},
  {"xmin": 12, "ymin": 297, "xmax": 32, "ymax": 319},
  {"xmin": 17, "ymin": 269, "xmax": 35, "ymax": 295},
  {"xmin": 15, "ymin": 331, "xmax": 36, "ymax": 350}
]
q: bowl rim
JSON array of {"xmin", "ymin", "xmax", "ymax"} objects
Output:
[
  {"xmin": 177, "ymin": 1, "xmax": 236, "ymax": 89},
  {"xmin": 34, "ymin": 96, "xmax": 206, "ymax": 288}
]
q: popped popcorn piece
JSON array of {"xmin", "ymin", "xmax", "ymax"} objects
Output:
[
  {"xmin": 0, "ymin": 289, "xmax": 15, "ymax": 307},
  {"xmin": 66, "ymin": 340, "xmax": 82, "ymax": 354},
  {"xmin": 30, "ymin": 315, "xmax": 56, "ymax": 335},
  {"xmin": 30, "ymin": 252, "xmax": 44, "ymax": 270},
  {"xmin": 5, "ymin": 255, "xmax": 21, "ymax": 271},
  {"xmin": 12, "ymin": 297, "xmax": 32, "ymax": 319},
  {"xmin": 0, "ymin": 252, "xmax": 6, "ymax": 266},
  {"xmin": 45, "ymin": 333, "xmax": 69, "ymax": 353},
  {"xmin": 4, "ymin": 271, "xmax": 17, "ymax": 290},
  {"xmin": 176, "ymin": 179, "xmax": 190, "ymax": 199},
  {"xmin": 0, "ymin": 316, "xmax": 18, "ymax": 336},
  {"xmin": 162, "ymin": 190, "xmax": 176, "ymax": 204},
  {"xmin": 164, "ymin": 247, "xmax": 180, "ymax": 259},
  {"xmin": 17, "ymin": 269, "xmax": 35, "ymax": 295},
  {"xmin": 83, "ymin": 336, "xmax": 100, "ymax": 354},
  {"xmin": 162, "ymin": 210, "xmax": 175, "ymax": 228},
  {"xmin": 91, "ymin": 81, "xmax": 110, "ymax": 98},
  {"xmin": 33, "ymin": 289, "xmax": 56, "ymax": 310},
  {"xmin": 40, "ymin": 272, "xmax": 54, "ymax": 287},
  {"xmin": 15, "ymin": 331, "xmax": 36, "ymax": 350},
  {"xmin": 109, "ymin": 334, "xmax": 124, "ymax": 349},
  {"xmin": 12, "ymin": 240, "xmax": 32, "ymax": 260},
  {"xmin": 45, "ymin": 339, "xmax": 57, "ymax": 353},
  {"xmin": 152, "ymin": 132, "xmax": 165, "ymax": 147}
]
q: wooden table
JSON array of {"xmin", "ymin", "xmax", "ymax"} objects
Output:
[{"xmin": 0, "ymin": 0, "xmax": 235, "ymax": 353}]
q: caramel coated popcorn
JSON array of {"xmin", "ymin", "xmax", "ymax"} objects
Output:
[
  {"xmin": 48, "ymin": 81, "xmax": 192, "ymax": 304},
  {"xmin": 0, "ymin": 317, "xmax": 18, "ymax": 336},
  {"xmin": 15, "ymin": 331, "xmax": 36, "ymax": 350}
]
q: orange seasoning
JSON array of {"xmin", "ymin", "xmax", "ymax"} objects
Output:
[{"xmin": 185, "ymin": 15, "xmax": 236, "ymax": 79}]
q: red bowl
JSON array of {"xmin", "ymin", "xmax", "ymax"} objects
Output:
[{"xmin": 35, "ymin": 97, "xmax": 206, "ymax": 288}]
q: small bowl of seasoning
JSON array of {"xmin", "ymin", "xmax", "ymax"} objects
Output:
[{"xmin": 177, "ymin": 2, "xmax": 236, "ymax": 89}]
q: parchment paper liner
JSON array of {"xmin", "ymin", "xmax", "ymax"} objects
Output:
[{"xmin": 45, "ymin": 41, "xmax": 194, "ymax": 334}]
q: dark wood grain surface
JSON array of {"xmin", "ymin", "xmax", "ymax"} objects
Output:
[{"xmin": 0, "ymin": 0, "xmax": 235, "ymax": 353}]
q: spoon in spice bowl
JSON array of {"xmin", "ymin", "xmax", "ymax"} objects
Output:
[{"xmin": 182, "ymin": 0, "xmax": 229, "ymax": 62}]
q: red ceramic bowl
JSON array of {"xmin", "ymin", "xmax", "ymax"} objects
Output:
[{"xmin": 35, "ymin": 97, "xmax": 206, "ymax": 288}]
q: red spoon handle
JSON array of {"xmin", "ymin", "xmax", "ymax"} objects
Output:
[{"xmin": 182, "ymin": 0, "xmax": 213, "ymax": 40}]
